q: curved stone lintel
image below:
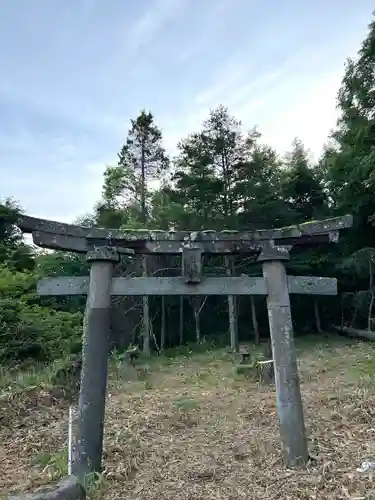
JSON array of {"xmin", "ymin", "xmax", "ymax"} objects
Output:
[
  {"xmin": 15, "ymin": 214, "xmax": 353, "ymax": 243},
  {"xmin": 12, "ymin": 214, "xmax": 353, "ymax": 254}
]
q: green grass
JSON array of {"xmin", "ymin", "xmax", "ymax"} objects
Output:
[
  {"xmin": 0, "ymin": 359, "xmax": 67, "ymax": 395},
  {"xmin": 0, "ymin": 332, "xmax": 350, "ymax": 397},
  {"xmin": 349, "ymin": 356, "xmax": 375, "ymax": 378},
  {"xmin": 0, "ymin": 332, "xmax": 371, "ymax": 402},
  {"xmin": 233, "ymin": 364, "xmax": 256, "ymax": 378},
  {"xmin": 294, "ymin": 333, "xmax": 358, "ymax": 352},
  {"xmin": 33, "ymin": 448, "xmax": 68, "ymax": 480},
  {"xmin": 172, "ymin": 397, "xmax": 200, "ymax": 412}
]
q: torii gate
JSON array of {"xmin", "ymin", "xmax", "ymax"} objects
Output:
[{"xmin": 15, "ymin": 213, "xmax": 352, "ymax": 477}]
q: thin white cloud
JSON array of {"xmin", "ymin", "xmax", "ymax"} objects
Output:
[
  {"xmin": 193, "ymin": 50, "xmax": 310, "ymax": 111},
  {"xmin": 258, "ymin": 69, "xmax": 344, "ymax": 160},
  {"xmin": 194, "ymin": 64, "xmax": 249, "ymax": 106},
  {"xmin": 166, "ymin": 0, "xmax": 243, "ymax": 67},
  {"xmin": 120, "ymin": 0, "xmax": 188, "ymax": 60}
]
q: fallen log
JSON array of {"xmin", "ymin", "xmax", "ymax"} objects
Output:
[{"xmin": 332, "ymin": 325, "xmax": 375, "ymax": 341}]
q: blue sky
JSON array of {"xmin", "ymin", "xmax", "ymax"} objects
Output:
[{"xmin": 0, "ymin": 0, "xmax": 374, "ymax": 223}]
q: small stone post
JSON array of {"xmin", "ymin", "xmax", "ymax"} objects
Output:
[
  {"xmin": 72, "ymin": 246, "xmax": 119, "ymax": 480},
  {"xmin": 258, "ymin": 244, "xmax": 308, "ymax": 467}
]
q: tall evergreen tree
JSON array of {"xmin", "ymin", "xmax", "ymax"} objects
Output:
[
  {"xmin": 282, "ymin": 139, "xmax": 326, "ymax": 223},
  {"xmin": 202, "ymin": 105, "xmax": 248, "ymax": 226},
  {"xmin": 172, "ymin": 132, "xmax": 222, "ymax": 229},
  {"xmin": 234, "ymin": 142, "xmax": 290, "ymax": 229},
  {"xmin": 325, "ymin": 14, "xmax": 375, "ymax": 248},
  {"xmin": 102, "ymin": 110, "xmax": 169, "ymax": 224}
]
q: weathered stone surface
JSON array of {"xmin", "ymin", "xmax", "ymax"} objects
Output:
[
  {"xmin": 15, "ymin": 214, "xmax": 353, "ymax": 254},
  {"xmin": 30, "ymin": 231, "xmax": 344, "ymax": 254},
  {"xmin": 37, "ymin": 275, "xmax": 337, "ymax": 297},
  {"xmin": 7, "ymin": 475, "xmax": 85, "ymax": 500},
  {"xmin": 86, "ymin": 247, "xmax": 120, "ymax": 263},
  {"xmin": 261, "ymin": 258, "xmax": 308, "ymax": 467},
  {"xmin": 32, "ymin": 232, "xmax": 89, "ymax": 253},
  {"xmin": 182, "ymin": 246, "xmax": 202, "ymax": 283},
  {"xmin": 72, "ymin": 257, "xmax": 114, "ymax": 480},
  {"xmin": 287, "ymin": 276, "xmax": 337, "ymax": 295},
  {"xmin": 17, "ymin": 214, "xmax": 353, "ymax": 240},
  {"xmin": 38, "ymin": 277, "xmax": 89, "ymax": 295},
  {"xmin": 257, "ymin": 360, "xmax": 274, "ymax": 385},
  {"xmin": 258, "ymin": 243, "xmax": 290, "ymax": 262},
  {"xmin": 32, "ymin": 232, "xmax": 134, "ymax": 255}
]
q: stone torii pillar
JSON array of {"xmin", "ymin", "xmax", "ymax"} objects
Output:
[
  {"xmin": 72, "ymin": 246, "xmax": 119, "ymax": 480},
  {"xmin": 258, "ymin": 244, "xmax": 308, "ymax": 467}
]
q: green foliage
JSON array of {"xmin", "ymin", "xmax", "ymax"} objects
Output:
[
  {"xmin": 36, "ymin": 251, "xmax": 90, "ymax": 277},
  {"xmin": 233, "ymin": 364, "xmax": 256, "ymax": 378},
  {"xmin": 102, "ymin": 109, "xmax": 169, "ymax": 225},
  {"xmin": 281, "ymin": 139, "xmax": 327, "ymax": 222},
  {"xmin": 172, "ymin": 131, "xmax": 223, "ymax": 229},
  {"xmin": 33, "ymin": 448, "xmax": 68, "ymax": 481},
  {"xmin": 0, "ymin": 266, "xmax": 82, "ymax": 364},
  {"xmin": 0, "ymin": 198, "xmax": 35, "ymax": 271},
  {"xmin": 172, "ymin": 397, "xmax": 200, "ymax": 412},
  {"xmin": 323, "ymin": 16, "xmax": 375, "ymax": 250},
  {"xmin": 34, "ymin": 252, "xmax": 89, "ymax": 313}
]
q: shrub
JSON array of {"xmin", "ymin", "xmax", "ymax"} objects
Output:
[{"xmin": 0, "ymin": 266, "xmax": 82, "ymax": 364}]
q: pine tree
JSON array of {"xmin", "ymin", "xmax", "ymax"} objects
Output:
[
  {"xmin": 202, "ymin": 105, "xmax": 248, "ymax": 226},
  {"xmin": 172, "ymin": 132, "xmax": 222, "ymax": 229},
  {"xmin": 325, "ymin": 14, "xmax": 375, "ymax": 248},
  {"xmin": 282, "ymin": 139, "xmax": 326, "ymax": 222},
  {"xmin": 102, "ymin": 110, "xmax": 169, "ymax": 224}
]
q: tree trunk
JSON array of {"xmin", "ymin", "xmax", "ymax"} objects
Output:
[
  {"xmin": 140, "ymin": 136, "xmax": 146, "ymax": 224},
  {"xmin": 194, "ymin": 311, "xmax": 201, "ymax": 344},
  {"xmin": 314, "ymin": 299, "xmax": 322, "ymax": 333},
  {"xmin": 225, "ymin": 256, "xmax": 239, "ymax": 351},
  {"xmin": 368, "ymin": 292, "xmax": 374, "ymax": 331},
  {"xmin": 333, "ymin": 324, "xmax": 375, "ymax": 340},
  {"xmin": 179, "ymin": 296, "xmax": 184, "ymax": 345},
  {"xmin": 340, "ymin": 295, "xmax": 345, "ymax": 329},
  {"xmin": 250, "ymin": 295, "xmax": 260, "ymax": 344},
  {"xmin": 350, "ymin": 296, "xmax": 359, "ymax": 328},
  {"xmin": 142, "ymin": 255, "xmax": 150, "ymax": 355},
  {"xmin": 191, "ymin": 296, "xmax": 207, "ymax": 344},
  {"xmin": 161, "ymin": 295, "xmax": 166, "ymax": 352},
  {"xmin": 368, "ymin": 258, "xmax": 374, "ymax": 331}
]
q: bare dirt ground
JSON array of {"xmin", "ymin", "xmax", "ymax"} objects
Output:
[{"xmin": 1, "ymin": 338, "xmax": 375, "ymax": 500}]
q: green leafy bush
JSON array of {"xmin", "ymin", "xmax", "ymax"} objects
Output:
[{"xmin": 0, "ymin": 266, "xmax": 82, "ymax": 364}]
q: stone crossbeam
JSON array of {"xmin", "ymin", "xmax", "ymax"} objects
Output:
[{"xmin": 37, "ymin": 275, "xmax": 337, "ymax": 297}]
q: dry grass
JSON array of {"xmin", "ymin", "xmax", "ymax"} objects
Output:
[{"xmin": 2, "ymin": 337, "xmax": 375, "ymax": 499}]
